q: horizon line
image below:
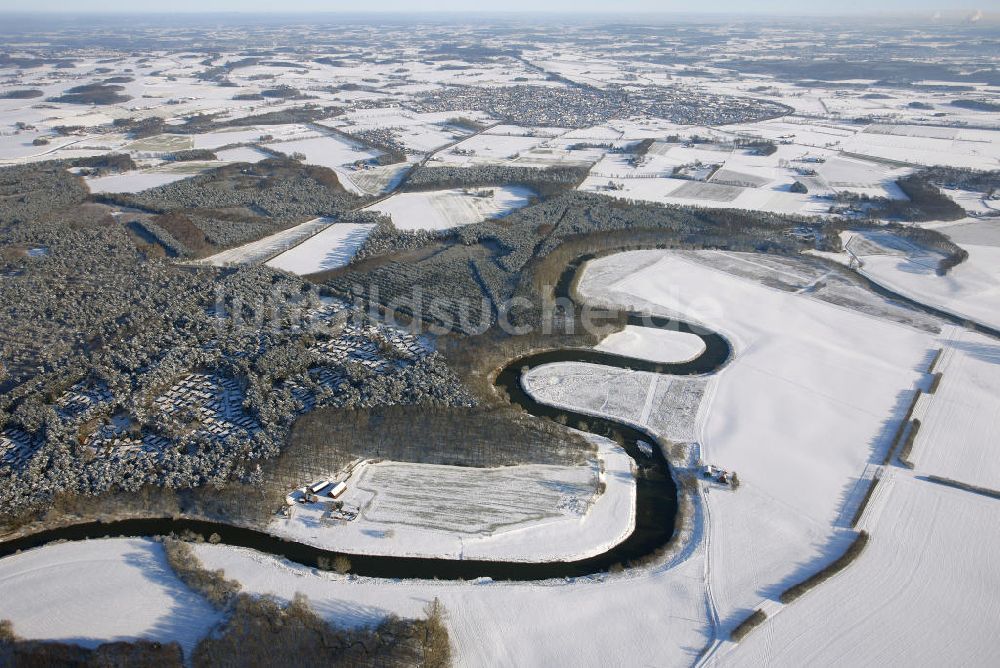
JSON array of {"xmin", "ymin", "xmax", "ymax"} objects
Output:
[{"xmin": 0, "ymin": 9, "xmax": 990, "ymax": 16}]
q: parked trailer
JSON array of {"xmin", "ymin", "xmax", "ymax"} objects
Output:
[{"xmin": 327, "ymin": 481, "xmax": 347, "ymax": 499}]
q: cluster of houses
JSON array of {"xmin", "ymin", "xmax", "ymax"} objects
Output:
[
  {"xmin": 703, "ymin": 464, "xmax": 739, "ymax": 488},
  {"xmin": 311, "ymin": 323, "xmax": 427, "ymax": 370},
  {"xmin": 0, "ymin": 428, "xmax": 41, "ymax": 468},
  {"xmin": 56, "ymin": 380, "xmax": 114, "ymax": 421},
  {"xmin": 286, "ymin": 477, "xmax": 350, "ymax": 506},
  {"xmin": 152, "ymin": 372, "xmax": 260, "ymax": 438},
  {"xmin": 313, "ymin": 333, "xmax": 384, "ymax": 370},
  {"xmin": 80, "ymin": 371, "xmax": 261, "ymax": 457},
  {"xmin": 86, "ymin": 429, "xmax": 169, "ymax": 459}
]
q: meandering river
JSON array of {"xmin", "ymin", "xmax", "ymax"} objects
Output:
[{"xmin": 0, "ymin": 254, "xmax": 732, "ymax": 581}]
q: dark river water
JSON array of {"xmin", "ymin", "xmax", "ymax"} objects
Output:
[{"xmin": 0, "ymin": 254, "xmax": 732, "ymax": 581}]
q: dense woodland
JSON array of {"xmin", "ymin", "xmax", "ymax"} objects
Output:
[
  {"xmin": 0, "ymin": 159, "xmax": 470, "ymax": 525},
  {"xmin": 322, "ymin": 191, "xmax": 823, "ymax": 335},
  {"xmin": 0, "ymin": 151, "xmax": 983, "ymax": 532}
]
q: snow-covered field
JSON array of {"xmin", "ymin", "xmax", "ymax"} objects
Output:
[
  {"xmin": 578, "ymin": 250, "xmax": 938, "ymax": 637},
  {"xmin": 215, "ymin": 145, "xmax": 270, "ymax": 163},
  {"xmin": 841, "ymin": 125, "xmax": 1000, "ymax": 169},
  {"xmin": 263, "ymin": 134, "xmax": 381, "ymax": 170},
  {"xmin": 85, "ymin": 169, "xmax": 198, "ymax": 194},
  {"xmin": 265, "ymin": 221, "xmax": 375, "ymax": 275},
  {"xmin": 365, "ymin": 186, "xmax": 533, "ymax": 230},
  {"xmin": 192, "ymin": 540, "xmax": 712, "ymax": 667},
  {"xmin": 596, "ymin": 325, "xmax": 706, "ymax": 363},
  {"xmin": 908, "ymin": 327, "xmax": 1000, "ymax": 490},
  {"xmin": 192, "ymin": 124, "xmax": 317, "ymax": 150},
  {"xmin": 197, "ymin": 217, "xmax": 334, "ymax": 267},
  {"xmin": 843, "ymin": 225, "xmax": 1000, "ymax": 332},
  {"xmin": 343, "ymin": 162, "xmax": 411, "ymax": 196},
  {"xmin": 524, "ymin": 361, "xmax": 707, "ymax": 444},
  {"xmin": 269, "ymin": 434, "xmax": 636, "ymax": 562},
  {"xmin": 4, "ymin": 247, "xmax": 996, "ymax": 666},
  {"xmin": 716, "ymin": 472, "xmax": 1000, "ymax": 667},
  {"xmin": 0, "ymin": 538, "xmax": 220, "ymax": 657},
  {"xmin": 578, "ymin": 136, "xmax": 912, "ymax": 216}
]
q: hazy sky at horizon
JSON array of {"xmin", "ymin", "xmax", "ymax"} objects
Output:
[{"xmin": 0, "ymin": 1, "xmax": 986, "ymax": 14}]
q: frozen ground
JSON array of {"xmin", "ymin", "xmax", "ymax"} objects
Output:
[
  {"xmin": 0, "ymin": 538, "xmax": 220, "ymax": 657},
  {"xmin": 269, "ymin": 434, "xmax": 636, "ymax": 562},
  {"xmin": 907, "ymin": 327, "xmax": 1000, "ymax": 490},
  {"xmin": 596, "ymin": 325, "xmax": 706, "ymax": 363},
  {"xmin": 3, "ymin": 247, "xmax": 993, "ymax": 666},
  {"xmin": 85, "ymin": 169, "xmax": 197, "ymax": 194},
  {"xmin": 192, "ymin": 124, "xmax": 317, "ymax": 150},
  {"xmin": 843, "ymin": 226, "xmax": 1000, "ymax": 331},
  {"xmin": 523, "ymin": 361, "xmax": 707, "ymax": 444},
  {"xmin": 578, "ymin": 250, "xmax": 938, "ymax": 638},
  {"xmin": 715, "ymin": 472, "xmax": 1000, "ymax": 667},
  {"xmin": 264, "ymin": 134, "xmax": 381, "ymax": 170},
  {"xmin": 265, "ymin": 222, "xmax": 375, "ymax": 275},
  {"xmin": 197, "ymin": 217, "xmax": 334, "ymax": 267},
  {"xmin": 365, "ymin": 186, "xmax": 533, "ymax": 230},
  {"xmin": 344, "ymin": 162, "xmax": 412, "ymax": 196},
  {"xmin": 193, "ymin": 539, "xmax": 711, "ymax": 667},
  {"xmin": 215, "ymin": 145, "xmax": 270, "ymax": 163}
]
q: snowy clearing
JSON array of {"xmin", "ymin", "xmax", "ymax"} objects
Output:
[
  {"xmin": 717, "ymin": 473, "xmax": 1000, "ymax": 667},
  {"xmin": 578, "ymin": 250, "xmax": 937, "ymax": 632},
  {"xmin": 197, "ymin": 217, "xmax": 334, "ymax": 267},
  {"xmin": 0, "ymin": 538, "xmax": 220, "ymax": 657},
  {"xmin": 268, "ymin": 434, "xmax": 636, "ymax": 562},
  {"xmin": 264, "ymin": 134, "xmax": 381, "ymax": 170},
  {"xmin": 193, "ymin": 539, "xmax": 712, "ymax": 668},
  {"xmin": 265, "ymin": 222, "xmax": 375, "ymax": 275},
  {"xmin": 844, "ymin": 226, "xmax": 1000, "ymax": 332},
  {"xmin": 907, "ymin": 327, "xmax": 1000, "ymax": 490},
  {"xmin": 365, "ymin": 186, "xmax": 533, "ymax": 230},
  {"xmin": 523, "ymin": 361, "xmax": 707, "ymax": 444},
  {"xmin": 85, "ymin": 170, "xmax": 196, "ymax": 194},
  {"xmin": 597, "ymin": 325, "xmax": 706, "ymax": 364}
]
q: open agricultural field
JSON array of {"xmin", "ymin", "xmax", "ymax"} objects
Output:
[
  {"xmin": 268, "ymin": 433, "xmax": 634, "ymax": 562},
  {"xmin": 264, "ymin": 134, "xmax": 382, "ymax": 170},
  {"xmin": 196, "ymin": 217, "xmax": 335, "ymax": 266},
  {"xmin": 906, "ymin": 327, "xmax": 1000, "ymax": 490},
  {"xmin": 265, "ymin": 221, "xmax": 375, "ymax": 275},
  {"xmin": 717, "ymin": 473, "xmax": 1000, "ymax": 667},
  {"xmin": 2, "ymin": 12, "xmax": 1000, "ymax": 668},
  {"xmin": 840, "ymin": 226, "xmax": 1000, "ymax": 331},
  {"xmin": 86, "ymin": 168, "xmax": 201, "ymax": 193},
  {"xmin": 578, "ymin": 250, "xmax": 941, "ymax": 637},
  {"xmin": 365, "ymin": 185, "xmax": 534, "ymax": 230},
  {"xmin": 0, "ymin": 538, "xmax": 221, "ymax": 657}
]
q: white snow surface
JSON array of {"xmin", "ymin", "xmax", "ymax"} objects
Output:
[
  {"xmin": 365, "ymin": 186, "xmax": 533, "ymax": 230},
  {"xmin": 268, "ymin": 434, "xmax": 636, "ymax": 562},
  {"xmin": 85, "ymin": 170, "xmax": 195, "ymax": 193},
  {"xmin": 265, "ymin": 222, "xmax": 375, "ymax": 275},
  {"xmin": 845, "ymin": 226, "xmax": 1000, "ymax": 332},
  {"xmin": 716, "ymin": 472, "xmax": 1000, "ymax": 667},
  {"xmin": 908, "ymin": 327, "xmax": 1000, "ymax": 490},
  {"xmin": 596, "ymin": 325, "xmax": 706, "ymax": 363},
  {"xmin": 192, "ymin": 541, "xmax": 712, "ymax": 668},
  {"xmin": 578, "ymin": 250, "xmax": 937, "ymax": 633},
  {"xmin": 0, "ymin": 538, "xmax": 220, "ymax": 656},
  {"xmin": 198, "ymin": 217, "xmax": 334, "ymax": 267}
]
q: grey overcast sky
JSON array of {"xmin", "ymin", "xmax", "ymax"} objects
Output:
[{"xmin": 0, "ymin": 0, "xmax": 990, "ymax": 14}]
